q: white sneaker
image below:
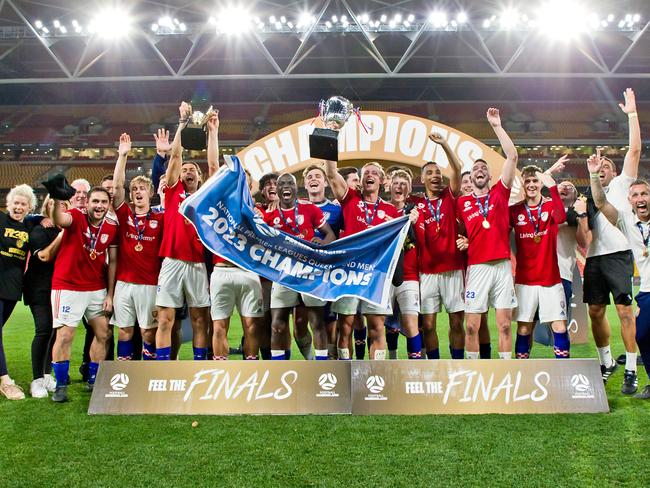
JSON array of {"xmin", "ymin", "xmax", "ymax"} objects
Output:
[
  {"xmin": 30, "ymin": 378, "xmax": 48, "ymax": 398},
  {"xmin": 0, "ymin": 378, "xmax": 25, "ymax": 400},
  {"xmin": 42, "ymin": 374, "xmax": 56, "ymax": 393}
]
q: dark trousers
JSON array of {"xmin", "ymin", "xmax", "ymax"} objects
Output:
[
  {"xmin": 0, "ymin": 299, "xmax": 18, "ymax": 377},
  {"xmin": 29, "ymin": 303, "xmax": 54, "ymax": 379}
]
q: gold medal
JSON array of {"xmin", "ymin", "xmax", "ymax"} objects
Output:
[
  {"xmin": 534, "ymin": 236, "xmax": 541, "ymax": 243},
  {"xmin": 89, "ymin": 250, "xmax": 97, "ymax": 260},
  {"xmin": 135, "ymin": 243, "xmax": 143, "ymax": 252},
  {"xmin": 482, "ymin": 220, "xmax": 491, "ymax": 229},
  {"xmin": 644, "ymin": 249, "xmax": 649, "ymax": 258}
]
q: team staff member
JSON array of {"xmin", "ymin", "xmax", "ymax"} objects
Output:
[
  {"xmin": 50, "ymin": 186, "xmax": 118, "ymax": 402},
  {"xmin": 583, "ymin": 88, "xmax": 641, "ymax": 387},
  {"xmin": 458, "ymin": 108, "xmax": 519, "ymax": 359},
  {"xmin": 325, "ymin": 160, "xmax": 408, "ymax": 360},
  {"xmin": 414, "ymin": 133, "xmax": 465, "ymax": 360},
  {"xmin": 155, "ymin": 102, "xmax": 211, "ymax": 362},
  {"xmin": 264, "ymin": 173, "xmax": 336, "ymax": 360},
  {"xmin": 111, "ymin": 133, "xmax": 165, "ymax": 361},
  {"xmin": 0, "ymin": 184, "xmax": 37, "ymax": 400},
  {"xmin": 509, "ymin": 167, "xmax": 569, "ymax": 359},
  {"xmin": 25, "ymin": 196, "xmax": 67, "ymax": 398},
  {"xmin": 588, "ymin": 155, "xmax": 647, "ymax": 396}
]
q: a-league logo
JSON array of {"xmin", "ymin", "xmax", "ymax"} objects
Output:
[
  {"xmin": 110, "ymin": 373, "xmax": 129, "ymax": 391},
  {"xmin": 318, "ymin": 373, "xmax": 337, "ymax": 391},
  {"xmin": 366, "ymin": 375, "xmax": 385, "ymax": 394}
]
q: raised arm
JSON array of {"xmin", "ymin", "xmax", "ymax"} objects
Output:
[
  {"xmin": 588, "ymin": 151, "xmax": 618, "ymax": 225},
  {"xmin": 619, "ymin": 88, "xmax": 641, "ymax": 178},
  {"xmin": 112, "ymin": 133, "xmax": 131, "ymax": 208},
  {"xmin": 152, "ymin": 128, "xmax": 171, "ymax": 191},
  {"xmin": 37, "ymin": 230, "xmax": 64, "ymax": 262},
  {"xmin": 52, "ymin": 198, "xmax": 72, "ymax": 228},
  {"xmin": 207, "ymin": 111, "xmax": 220, "ymax": 178},
  {"xmin": 166, "ymin": 102, "xmax": 192, "ymax": 185},
  {"xmin": 430, "ymin": 132, "xmax": 462, "ymax": 195},
  {"xmin": 537, "ymin": 172, "xmax": 566, "ymax": 225},
  {"xmin": 487, "ymin": 108, "xmax": 518, "ymax": 188},
  {"xmin": 324, "ymin": 160, "xmax": 348, "ymax": 201},
  {"xmin": 573, "ymin": 198, "xmax": 591, "ymax": 249}
]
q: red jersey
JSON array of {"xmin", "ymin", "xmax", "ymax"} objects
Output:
[
  {"xmin": 509, "ymin": 186, "xmax": 566, "ymax": 286},
  {"xmin": 339, "ymin": 189, "xmax": 400, "ymax": 237},
  {"xmin": 158, "ymin": 179, "xmax": 204, "ymax": 263},
  {"xmin": 52, "ymin": 208, "xmax": 118, "ymax": 291},
  {"xmin": 457, "ymin": 179, "xmax": 512, "ymax": 266},
  {"xmin": 115, "ymin": 202, "xmax": 164, "ymax": 286},
  {"xmin": 263, "ymin": 201, "xmax": 326, "ymax": 241},
  {"xmin": 412, "ymin": 189, "xmax": 464, "ymax": 274}
]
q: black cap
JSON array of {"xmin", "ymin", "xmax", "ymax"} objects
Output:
[{"xmin": 42, "ymin": 173, "xmax": 76, "ymax": 200}]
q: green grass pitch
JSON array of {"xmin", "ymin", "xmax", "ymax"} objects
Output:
[{"xmin": 1, "ymin": 301, "xmax": 648, "ymax": 487}]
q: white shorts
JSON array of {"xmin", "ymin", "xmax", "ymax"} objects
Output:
[
  {"xmin": 111, "ymin": 281, "xmax": 158, "ymax": 329},
  {"xmin": 210, "ymin": 267, "xmax": 264, "ymax": 320},
  {"xmin": 156, "ymin": 257, "xmax": 210, "ymax": 309},
  {"xmin": 514, "ymin": 283, "xmax": 567, "ymax": 323},
  {"xmin": 51, "ymin": 289, "xmax": 106, "ymax": 329},
  {"xmin": 392, "ymin": 281, "xmax": 420, "ymax": 315},
  {"xmin": 270, "ymin": 283, "xmax": 326, "ymax": 309},
  {"xmin": 420, "ymin": 270, "xmax": 465, "ymax": 314},
  {"xmin": 333, "ymin": 295, "xmax": 392, "ymax": 316},
  {"xmin": 464, "ymin": 260, "xmax": 517, "ymax": 314}
]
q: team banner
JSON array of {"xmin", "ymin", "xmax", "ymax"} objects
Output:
[
  {"xmin": 351, "ymin": 359, "xmax": 608, "ymax": 415},
  {"xmin": 90, "ymin": 359, "xmax": 608, "ymax": 415},
  {"xmin": 180, "ymin": 155, "xmax": 409, "ymax": 306},
  {"xmin": 88, "ymin": 361, "xmax": 351, "ymax": 415}
]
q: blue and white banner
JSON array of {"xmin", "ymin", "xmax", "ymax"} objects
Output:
[{"xmin": 180, "ymin": 155, "xmax": 409, "ymax": 306}]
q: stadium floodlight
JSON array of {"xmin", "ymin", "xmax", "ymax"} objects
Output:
[
  {"xmin": 269, "ymin": 16, "xmax": 276, "ymax": 23},
  {"xmin": 274, "ymin": 21, "xmax": 282, "ymax": 29},
  {"xmin": 429, "ymin": 11, "xmax": 448, "ymax": 28},
  {"xmin": 359, "ymin": 13, "xmax": 369, "ymax": 24},
  {"xmin": 325, "ymin": 20, "xmax": 332, "ymax": 28},
  {"xmin": 536, "ymin": 0, "xmax": 588, "ymax": 40},
  {"xmin": 159, "ymin": 16, "xmax": 173, "ymax": 29},
  {"xmin": 216, "ymin": 6, "xmax": 252, "ymax": 35},
  {"xmin": 483, "ymin": 19, "xmax": 491, "ymax": 28},
  {"xmin": 179, "ymin": 23, "xmax": 186, "ymax": 32},
  {"xmin": 499, "ymin": 8, "xmax": 520, "ymax": 29},
  {"xmin": 287, "ymin": 21, "xmax": 294, "ymax": 28},
  {"xmin": 404, "ymin": 20, "xmax": 410, "ymax": 27},
  {"xmin": 41, "ymin": 26, "xmax": 49, "ymax": 34},
  {"xmin": 407, "ymin": 14, "xmax": 415, "ymax": 22},
  {"xmin": 151, "ymin": 23, "xmax": 159, "ymax": 32},
  {"xmin": 607, "ymin": 14, "xmax": 614, "ymax": 22},
  {"xmin": 53, "ymin": 20, "xmax": 60, "ymax": 28},
  {"xmin": 633, "ymin": 14, "xmax": 641, "ymax": 22},
  {"xmin": 388, "ymin": 20, "xmax": 396, "ymax": 28},
  {"xmin": 380, "ymin": 15, "xmax": 387, "ymax": 23},
  {"xmin": 87, "ymin": 8, "xmax": 132, "ymax": 39},
  {"xmin": 59, "ymin": 25, "xmax": 67, "ymax": 34},
  {"xmin": 331, "ymin": 15, "xmax": 338, "ymax": 23},
  {"xmin": 394, "ymin": 14, "xmax": 402, "ymax": 23},
  {"xmin": 72, "ymin": 19, "xmax": 79, "ymax": 27},
  {"xmin": 456, "ymin": 12, "xmax": 468, "ymax": 24},
  {"xmin": 298, "ymin": 12, "xmax": 313, "ymax": 27},
  {"xmin": 34, "ymin": 20, "xmax": 43, "ymax": 29},
  {"xmin": 280, "ymin": 16, "xmax": 286, "ymax": 24}
]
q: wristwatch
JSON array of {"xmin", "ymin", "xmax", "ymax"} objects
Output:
[{"xmin": 575, "ymin": 212, "xmax": 587, "ymax": 219}]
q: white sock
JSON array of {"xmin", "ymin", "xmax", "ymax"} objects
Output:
[
  {"xmin": 337, "ymin": 348, "xmax": 350, "ymax": 360},
  {"xmin": 373, "ymin": 349, "xmax": 386, "ymax": 360},
  {"xmin": 296, "ymin": 333, "xmax": 313, "ymax": 360},
  {"xmin": 597, "ymin": 346, "xmax": 614, "ymax": 367},
  {"xmin": 314, "ymin": 349, "xmax": 328, "ymax": 360},
  {"xmin": 498, "ymin": 352, "xmax": 512, "ymax": 360},
  {"xmin": 625, "ymin": 352, "xmax": 638, "ymax": 372},
  {"xmin": 271, "ymin": 349, "xmax": 285, "ymax": 359},
  {"xmin": 466, "ymin": 351, "xmax": 479, "ymax": 360},
  {"xmin": 388, "ymin": 350, "xmax": 398, "ymax": 360}
]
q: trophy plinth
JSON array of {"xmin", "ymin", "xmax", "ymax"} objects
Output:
[{"xmin": 309, "ymin": 96, "xmax": 354, "ymax": 161}]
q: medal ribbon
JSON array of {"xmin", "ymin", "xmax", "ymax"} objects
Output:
[
  {"xmin": 279, "ymin": 202, "xmax": 301, "ymax": 235},
  {"xmin": 363, "ymin": 199, "xmax": 381, "ymax": 226},
  {"xmin": 87, "ymin": 217, "xmax": 106, "ymax": 255},
  {"xmin": 475, "ymin": 193, "xmax": 490, "ymax": 222},
  {"xmin": 636, "ymin": 221, "xmax": 650, "ymax": 253},
  {"xmin": 524, "ymin": 202, "xmax": 543, "ymax": 237},
  {"xmin": 425, "ymin": 196, "xmax": 442, "ymax": 228},
  {"xmin": 133, "ymin": 210, "xmax": 150, "ymax": 243}
]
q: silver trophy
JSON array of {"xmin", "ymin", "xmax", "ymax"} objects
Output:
[
  {"xmin": 309, "ymin": 96, "xmax": 354, "ymax": 161},
  {"xmin": 181, "ymin": 104, "xmax": 218, "ymax": 150}
]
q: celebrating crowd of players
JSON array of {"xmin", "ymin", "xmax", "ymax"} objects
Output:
[{"xmin": 0, "ymin": 90, "xmax": 648, "ymax": 403}]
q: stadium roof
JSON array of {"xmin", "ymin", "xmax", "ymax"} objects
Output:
[{"xmin": 1, "ymin": 0, "xmax": 649, "ymax": 104}]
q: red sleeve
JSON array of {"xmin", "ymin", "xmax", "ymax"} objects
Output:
[
  {"xmin": 509, "ymin": 204, "xmax": 517, "ymax": 229},
  {"xmin": 68, "ymin": 208, "xmax": 84, "ymax": 230},
  {"xmin": 548, "ymin": 185, "xmax": 567, "ymax": 225},
  {"xmin": 262, "ymin": 209, "xmax": 275, "ymax": 226},
  {"xmin": 164, "ymin": 178, "xmax": 182, "ymax": 207},
  {"xmin": 339, "ymin": 188, "xmax": 355, "ymax": 205},
  {"xmin": 115, "ymin": 201, "xmax": 129, "ymax": 224}
]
